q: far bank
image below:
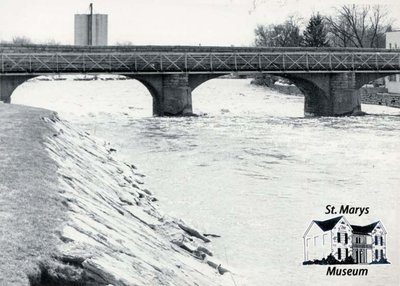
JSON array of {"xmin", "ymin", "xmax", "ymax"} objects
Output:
[{"xmin": 250, "ymin": 74, "xmax": 400, "ymax": 109}]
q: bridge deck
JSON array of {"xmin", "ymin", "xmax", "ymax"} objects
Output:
[
  {"xmin": 1, "ymin": 43, "xmax": 399, "ymax": 53},
  {"xmin": 0, "ymin": 45, "xmax": 399, "ymax": 75}
]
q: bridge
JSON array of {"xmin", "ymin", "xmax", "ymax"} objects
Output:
[{"xmin": 0, "ymin": 44, "xmax": 399, "ymax": 116}]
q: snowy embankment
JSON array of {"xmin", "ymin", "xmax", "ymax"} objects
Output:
[
  {"xmin": 36, "ymin": 115, "xmax": 231, "ymax": 285},
  {"xmin": 0, "ymin": 103, "xmax": 231, "ymax": 285}
]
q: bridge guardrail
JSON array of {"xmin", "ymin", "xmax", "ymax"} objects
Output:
[{"xmin": 1, "ymin": 52, "xmax": 400, "ymax": 74}]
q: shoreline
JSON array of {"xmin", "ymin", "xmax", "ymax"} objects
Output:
[
  {"xmin": 250, "ymin": 78, "xmax": 400, "ymax": 109},
  {"xmin": 0, "ymin": 104, "xmax": 230, "ymax": 285}
]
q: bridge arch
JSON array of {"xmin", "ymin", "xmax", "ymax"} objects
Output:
[
  {"xmin": 188, "ymin": 74, "xmax": 225, "ymax": 91},
  {"xmin": 7, "ymin": 75, "xmax": 154, "ymax": 118},
  {"xmin": 279, "ymin": 74, "xmax": 331, "ymax": 116},
  {"xmin": 125, "ymin": 75, "xmax": 164, "ymax": 116},
  {"xmin": 272, "ymin": 72, "xmax": 395, "ymax": 116},
  {"xmin": 123, "ymin": 74, "xmax": 226, "ymax": 116},
  {"xmin": 0, "ymin": 75, "xmax": 35, "ymax": 103},
  {"xmin": 0, "ymin": 73, "xmax": 217, "ymax": 116},
  {"xmin": 191, "ymin": 72, "xmax": 362, "ymax": 117},
  {"xmin": 356, "ymin": 73, "xmax": 400, "ymax": 108}
]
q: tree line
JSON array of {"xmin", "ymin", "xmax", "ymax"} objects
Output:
[
  {"xmin": 254, "ymin": 5, "xmax": 394, "ymax": 48},
  {"xmin": 0, "ymin": 36, "xmax": 61, "ymax": 45}
]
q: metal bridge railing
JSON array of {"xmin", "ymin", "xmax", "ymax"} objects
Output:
[{"xmin": 1, "ymin": 52, "xmax": 400, "ymax": 74}]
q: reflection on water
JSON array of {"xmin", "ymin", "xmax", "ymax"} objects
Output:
[{"xmin": 13, "ymin": 78, "xmax": 400, "ymax": 286}]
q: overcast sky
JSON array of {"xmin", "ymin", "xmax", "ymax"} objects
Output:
[{"xmin": 0, "ymin": 0, "xmax": 399, "ymax": 46}]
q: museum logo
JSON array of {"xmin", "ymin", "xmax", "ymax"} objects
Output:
[{"xmin": 302, "ymin": 215, "xmax": 390, "ymax": 276}]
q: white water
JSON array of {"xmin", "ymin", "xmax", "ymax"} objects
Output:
[{"xmin": 13, "ymin": 78, "xmax": 400, "ymax": 286}]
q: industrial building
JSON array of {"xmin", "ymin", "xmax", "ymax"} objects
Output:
[
  {"xmin": 385, "ymin": 30, "xmax": 400, "ymax": 94},
  {"xmin": 74, "ymin": 4, "xmax": 108, "ymax": 46}
]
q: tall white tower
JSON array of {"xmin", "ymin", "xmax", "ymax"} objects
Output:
[{"xmin": 74, "ymin": 3, "xmax": 108, "ymax": 46}]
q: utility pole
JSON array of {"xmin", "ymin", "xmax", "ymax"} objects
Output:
[{"xmin": 88, "ymin": 3, "xmax": 93, "ymax": 45}]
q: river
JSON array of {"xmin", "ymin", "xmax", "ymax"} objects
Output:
[{"xmin": 13, "ymin": 77, "xmax": 400, "ymax": 286}]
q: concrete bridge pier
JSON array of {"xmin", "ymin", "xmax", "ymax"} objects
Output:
[
  {"xmin": 131, "ymin": 74, "xmax": 192, "ymax": 116},
  {"xmin": 0, "ymin": 75, "xmax": 34, "ymax": 103},
  {"xmin": 131, "ymin": 74, "xmax": 218, "ymax": 116},
  {"xmin": 287, "ymin": 73, "xmax": 362, "ymax": 116}
]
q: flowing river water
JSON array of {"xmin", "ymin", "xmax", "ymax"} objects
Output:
[{"xmin": 13, "ymin": 77, "xmax": 400, "ymax": 286}]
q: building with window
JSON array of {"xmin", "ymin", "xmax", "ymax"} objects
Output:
[
  {"xmin": 385, "ymin": 30, "xmax": 400, "ymax": 93},
  {"xmin": 303, "ymin": 216, "xmax": 387, "ymax": 264}
]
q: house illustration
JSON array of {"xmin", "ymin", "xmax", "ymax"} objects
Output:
[{"xmin": 303, "ymin": 216, "xmax": 387, "ymax": 264}]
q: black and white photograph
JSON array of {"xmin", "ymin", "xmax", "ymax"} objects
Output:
[{"xmin": 0, "ymin": 0, "xmax": 399, "ymax": 285}]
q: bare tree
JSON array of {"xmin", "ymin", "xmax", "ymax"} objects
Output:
[
  {"xmin": 11, "ymin": 36, "xmax": 32, "ymax": 45},
  {"xmin": 254, "ymin": 25, "xmax": 271, "ymax": 47},
  {"xmin": 1, "ymin": 37, "xmax": 64, "ymax": 45},
  {"xmin": 255, "ymin": 16, "xmax": 303, "ymax": 47},
  {"xmin": 326, "ymin": 5, "xmax": 393, "ymax": 48},
  {"xmin": 368, "ymin": 6, "xmax": 391, "ymax": 48},
  {"xmin": 115, "ymin": 41, "xmax": 134, "ymax": 46},
  {"xmin": 42, "ymin": 39, "xmax": 61, "ymax": 45}
]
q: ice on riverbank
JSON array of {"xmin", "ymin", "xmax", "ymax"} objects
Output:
[
  {"xmin": 35, "ymin": 115, "xmax": 231, "ymax": 285},
  {"xmin": 29, "ymin": 74, "xmax": 127, "ymax": 81}
]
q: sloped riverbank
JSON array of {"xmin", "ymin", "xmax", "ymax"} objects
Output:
[{"xmin": 0, "ymin": 104, "xmax": 230, "ymax": 286}]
